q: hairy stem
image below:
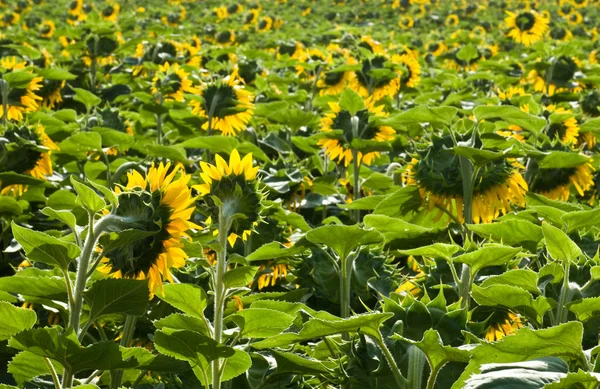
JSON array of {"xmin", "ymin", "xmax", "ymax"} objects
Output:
[{"xmin": 212, "ymin": 205, "xmax": 230, "ymax": 389}]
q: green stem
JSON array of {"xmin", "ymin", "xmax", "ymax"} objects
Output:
[
  {"xmin": 0, "ymin": 78, "xmax": 8, "ymax": 125},
  {"xmin": 44, "ymin": 357, "xmax": 62, "ymax": 389},
  {"xmin": 156, "ymin": 100, "xmax": 164, "ymax": 145},
  {"xmin": 459, "ymin": 265, "xmax": 472, "ymax": 312},
  {"xmin": 372, "ymin": 335, "xmax": 408, "ymax": 389},
  {"xmin": 340, "ymin": 254, "xmax": 353, "ymax": 339},
  {"xmin": 407, "ymin": 345, "xmax": 426, "ymax": 389},
  {"xmin": 351, "ymin": 115, "xmax": 361, "ymax": 222},
  {"xmin": 426, "ymin": 365, "xmax": 441, "ymax": 389},
  {"xmin": 60, "ymin": 268, "xmax": 75, "ymax": 324},
  {"xmin": 212, "ymin": 205, "xmax": 230, "ymax": 389},
  {"xmin": 111, "ymin": 315, "xmax": 137, "ymax": 389},
  {"xmin": 556, "ymin": 262, "xmax": 571, "ymax": 325},
  {"xmin": 458, "ymin": 153, "xmax": 478, "ymax": 311}
]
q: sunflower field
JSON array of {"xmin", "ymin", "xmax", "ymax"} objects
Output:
[{"xmin": 4, "ymin": 0, "xmax": 600, "ymax": 388}]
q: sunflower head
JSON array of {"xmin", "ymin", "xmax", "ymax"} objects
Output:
[
  {"xmin": 504, "ymin": 10, "xmax": 549, "ymax": 46},
  {"xmin": 351, "ymin": 55, "xmax": 401, "ymax": 100},
  {"xmin": 102, "ymin": 4, "xmax": 120, "ymax": 22},
  {"xmin": 195, "ymin": 150, "xmax": 261, "ymax": 247},
  {"xmin": 581, "ymin": 91, "xmax": 600, "ymax": 117},
  {"xmin": 151, "ymin": 62, "xmax": 199, "ymax": 102},
  {"xmin": 38, "ymin": 20, "xmax": 55, "ymax": 38},
  {"xmin": 99, "ymin": 163, "xmax": 198, "ymax": 296},
  {"xmin": 191, "ymin": 70, "xmax": 254, "ymax": 136}
]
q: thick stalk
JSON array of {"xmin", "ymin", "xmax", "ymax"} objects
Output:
[
  {"xmin": 340, "ymin": 253, "xmax": 354, "ymax": 342},
  {"xmin": 212, "ymin": 206, "xmax": 229, "ymax": 389},
  {"xmin": 426, "ymin": 366, "xmax": 441, "ymax": 389},
  {"xmin": 407, "ymin": 346, "xmax": 426, "ymax": 389},
  {"xmin": 1, "ymin": 78, "xmax": 8, "ymax": 125},
  {"xmin": 555, "ymin": 262, "xmax": 571, "ymax": 325},
  {"xmin": 458, "ymin": 155, "xmax": 476, "ymax": 310},
  {"xmin": 44, "ymin": 357, "xmax": 62, "ymax": 389},
  {"xmin": 111, "ymin": 315, "xmax": 137, "ymax": 389},
  {"xmin": 372, "ymin": 335, "xmax": 408, "ymax": 389},
  {"xmin": 156, "ymin": 95, "xmax": 164, "ymax": 145}
]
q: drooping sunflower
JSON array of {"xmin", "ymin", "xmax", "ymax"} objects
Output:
[
  {"xmin": 0, "ymin": 69, "xmax": 43, "ymax": 121},
  {"xmin": 317, "ymin": 65, "xmax": 356, "ymax": 96},
  {"xmin": 195, "ymin": 150, "xmax": 261, "ymax": 247},
  {"xmin": 530, "ymin": 157, "xmax": 595, "ymax": 201},
  {"xmin": 403, "ymin": 135, "xmax": 529, "ymax": 224},
  {"xmin": 398, "ymin": 53, "xmax": 421, "ymax": 89},
  {"xmin": 244, "ymin": 8, "xmax": 259, "ymax": 26},
  {"xmin": 0, "ymin": 124, "xmax": 58, "ymax": 197},
  {"xmin": 545, "ymin": 105, "xmax": 580, "ymax": 145},
  {"xmin": 350, "ymin": 55, "xmax": 402, "ymax": 101},
  {"xmin": 504, "ymin": 10, "xmax": 549, "ymax": 46},
  {"xmin": 427, "ymin": 42, "xmax": 446, "ymax": 57},
  {"xmin": 190, "ymin": 69, "xmax": 254, "ymax": 136},
  {"xmin": 256, "ymin": 16, "xmax": 273, "ymax": 32},
  {"xmin": 39, "ymin": 79, "xmax": 65, "ymax": 109},
  {"xmin": 359, "ymin": 35, "xmax": 386, "ymax": 55},
  {"xmin": 98, "ymin": 163, "xmax": 199, "ymax": 297},
  {"xmin": 496, "ymin": 85, "xmax": 527, "ymax": 101},
  {"xmin": 527, "ymin": 56, "xmax": 583, "ymax": 96},
  {"xmin": 395, "ymin": 256, "xmax": 427, "ymax": 301},
  {"xmin": 38, "ymin": 20, "xmax": 55, "ymax": 38},
  {"xmin": 101, "ymin": 3, "xmax": 120, "ymax": 22},
  {"xmin": 317, "ymin": 99, "xmax": 395, "ymax": 167},
  {"xmin": 0, "ymin": 11, "xmax": 19, "ymax": 27},
  {"xmin": 485, "ymin": 312, "xmax": 523, "ymax": 342},
  {"xmin": 254, "ymin": 262, "xmax": 291, "ymax": 290},
  {"xmin": 398, "ymin": 16, "xmax": 414, "ymax": 30},
  {"xmin": 151, "ymin": 62, "xmax": 200, "ymax": 102},
  {"xmin": 445, "ymin": 14, "xmax": 459, "ymax": 27}
]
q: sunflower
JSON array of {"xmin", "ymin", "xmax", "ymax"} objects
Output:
[
  {"xmin": 39, "ymin": 79, "xmax": 65, "ymax": 109},
  {"xmin": 566, "ymin": 11, "xmax": 582, "ymax": 25},
  {"xmin": 317, "ymin": 99, "xmax": 395, "ymax": 167},
  {"xmin": 317, "ymin": 66, "xmax": 356, "ymax": 96},
  {"xmin": 38, "ymin": 20, "xmax": 55, "ymax": 38},
  {"xmin": 531, "ymin": 160, "xmax": 595, "ymax": 201},
  {"xmin": 162, "ymin": 6, "xmax": 186, "ymax": 27},
  {"xmin": 570, "ymin": 0, "xmax": 588, "ymax": 7},
  {"xmin": 214, "ymin": 6, "xmax": 228, "ymax": 21},
  {"xmin": 395, "ymin": 256, "xmax": 426, "ymax": 301},
  {"xmin": 359, "ymin": 35, "xmax": 385, "ymax": 55},
  {"xmin": 398, "ymin": 53, "xmax": 421, "ymax": 88},
  {"xmin": 496, "ymin": 85, "xmax": 527, "ymax": 101},
  {"xmin": 151, "ymin": 62, "xmax": 200, "ymax": 102},
  {"xmin": 244, "ymin": 9, "xmax": 259, "ymax": 25},
  {"xmin": 254, "ymin": 262, "xmax": 290, "ymax": 290},
  {"xmin": 0, "ymin": 69, "xmax": 43, "ymax": 122},
  {"xmin": 0, "ymin": 124, "xmax": 58, "ymax": 197},
  {"xmin": 350, "ymin": 54, "xmax": 402, "ymax": 101},
  {"xmin": 191, "ymin": 69, "xmax": 254, "ymax": 136},
  {"xmin": 485, "ymin": 313, "xmax": 523, "ymax": 342},
  {"xmin": 257, "ymin": 16, "xmax": 273, "ymax": 32},
  {"xmin": 101, "ymin": 4, "xmax": 120, "ymax": 22},
  {"xmin": 67, "ymin": 0, "xmax": 83, "ymax": 15},
  {"xmin": 545, "ymin": 106, "xmax": 580, "ymax": 145},
  {"xmin": 403, "ymin": 136, "xmax": 528, "ymax": 224},
  {"xmin": 504, "ymin": 10, "xmax": 549, "ymax": 46},
  {"xmin": 98, "ymin": 163, "xmax": 199, "ymax": 297},
  {"xmin": 445, "ymin": 14, "xmax": 459, "ymax": 27},
  {"xmin": 427, "ymin": 42, "xmax": 446, "ymax": 57},
  {"xmin": 0, "ymin": 12, "xmax": 19, "ymax": 27},
  {"xmin": 528, "ymin": 56, "xmax": 583, "ymax": 96},
  {"xmin": 398, "ymin": 16, "xmax": 414, "ymax": 30},
  {"xmin": 590, "ymin": 50, "xmax": 600, "ymax": 64},
  {"xmin": 550, "ymin": 27, "xmax": 573, "ymax": 41},
  {"xmin": 195, "ymin": 149, "xmax": 261, "ymax": 247}
]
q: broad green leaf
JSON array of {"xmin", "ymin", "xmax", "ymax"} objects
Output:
[
  {"xmin": 250, "ymin": 300, "xmax": 340, "ymax": 321},
  {"xmin": 272, "ymin": 350, "xmax": 336, "ymax": 375},
  {"xmin": 154, "ymin": 313, "xmax": 210, "ymax": 336},
  {"xmin": 0, "ymin": 302, "xmax": 37, "ymax": 341},
  {"xmin": 452, "ymin": 147, "xmax": 520, "ymax": 167},
  {"xmin": 120, "ymin": 346, "xmax": 189, "ymax": 372},
  {"xmin": 363, "ymin": 214, "xmax": 439, "ymax": 250},
  {"xmin": 474, "ymin": 105, "xmax": 546, "ymax": 134},
  {"xmin": 453, "ymin": 245, "xmax": 521, "ymax": 277},
  {"xmin": 39, "ymin": 68, "xmax": 77, "ymax": 81},
  {"xmin": 394, "ymin": 329, "xmax": 470, "ymax": 377},
  {"xmin": 246, "ymin": 242, "xmax": 308, "ymax": 262},
  {"xmin": 566, "ymin": 297, "xmax": 600, "ymax": 322},
  {"xmin": 11, "ymin": 222, "xmax": 80, "ymax": 270},
  {"xmin": 0, "ymin": 196, "xmax": 22, "ymax": 217},
  {"xmin": 397, "ymin": 243, "xmax": 460, "ymax": 261},
  {"xmin": 229, "ymin": 308, "xmax": 295, "ymax": 338},
  {"xmin": 456, "ymin": 45, "xmax": 479, "ymax": 62},
  {"xmin": 0, "ymin": 273, "xmax": 67, "ymax": 301},
  {"xmin": 223, "ymin": 266, "xmax": 260, "ymax": 289},
  {"xmin": 145, "ymin": 144, "xmax": 189, "ymax": 164},
  {"xmin": 543, "ymin": 370, "xmax": 600, "ymax": 388},
  {"xmin": 561, "ymin": 208, "xmax": 600, "ymax": 233},
  {"xmin": 306, "ymin": 224, "xmax": 383, "ymax": 260},
  {"xmin": 337, "ymin": 195, "xmax": 386, "ymax": 210},
  {"xmin": 9, "ymin": 327, "xmax": 137, "ymax": 373},
  {"xmin": 179, "ymin": 136, "xmax": 239, "ymax": 154},
  {"xmin": 73, "ymin": 88, "xmax": 101, "ymax": 111},
  {"xmin": 372, "ymin": 186, "xmax": 422, "ymax": 218},
  {"xmin": 380, "ymin": 106, "xmax": 458, "ymax": 128},
  {"xmin": 464, "ymin": 358, "xmax": 569, "ymax": 389},
  {"xmin": 480, "ymin": 269, "xmax": 540, "ymax": 295},
  {"xmin": 471, "ymin": 285, "xmax": 552, "ymax": 326},
  {"xmin": 84, "ymin": 279, "xmax": 149, "ymax": 322},
  {"xmin": 57, "ymin": 132, "xmax": 103, "ymax": 157},
  {"xmin": 468, "ymin": 220, "xmax": 542, "ymax": 253},
  {"xmin": 526, "ymin": 192, "xmax": 583, "ymax": 212},
  {"xmin": 8, "ymin": 351, "xmax": 65, "ymax": 386},
  {"xmin": 41, "ymin": 207, "xmax": 77, "ymax": 232},
  {"xmin": 542, "ymin": 223, "xmax": 582, "ymax": 263},
  {"xmin": 538, "ymin": 152, "xmax": 590, "ymax": 169},
  {"xmin": 157, "ymin": 283, "xmax": 208, "ymax": 319},
  {"xmin": 70, "ymin": 176, "xmax": 106, "ymax": 213},
  {"xmin": 251, "ymin": 312, "xmax": 393, "ymax": 349},
  {"xmin": 338, "ymin": 88, "xmax": 364, "ymax": 115},
  {"xmin": 3, "ymin": 71, "xmax": 37, "ymax": 88}
]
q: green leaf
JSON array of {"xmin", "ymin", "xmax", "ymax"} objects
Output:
[
  {"xmin": 456, "ymin": 45, "xmax": 479, "ymax": 62},
  {"xmin": 480, "ymin": 269, "xmax": 540, "ymax": 295},
  {"xmin": 453, "ymin": 245, "xmax": 521, "ymax": 277},
  {"xmin": 567, "ymin": 297, "xmax": 600, "ymax": 322},
  {"xmin": 179, "ymin": 136, "xmax": 239, "ymax": 154},
  {"xmin": 84, "ymin": 279, "xmax": 149, "ymax": 322},
  {"xmin": 223, "ymin": 266, "xmax": 260, "ymax": 289},
  {"xmin": 8, "ymin": 351, "xmax": 65, "ymax": 386},
  {"xmin": 246, "ymin": 242, "xmax": 308, "ymax": 262},
  {"xmin": 0, "ymin": 196, "xmax": 22, "ymax": 217},
  {"xmin": 337, "ymin": 195, "xmax": 386, "ymax": 210},
  {"xmin": 229, "ymin": 308, "xmax": 295, "ymax": 338},
  {"xmin": 272, "ymin": 350, "xmax": 336, "ymax": 375},
  {"xmin": 363, "ymin": 214, "xmax": 440, "ymax": 250},
  {"xmin": 73, "ymin": 88, "xmax": 101, "ymax": 111},
  {"xmin": 121, "ymin": 346, "xmax": 189, "ymax": 372},
  {"xmin": 41, "ymin": 207, "xmax": 77, "ymax": 232},
  {"xmin": 471, "ymin": 284, "xmax": 552, "ymax": 327},
  {"xmin": 145, "ymin": 144, "xmax": 189, "ymax": 164},
  {"xmin": 0, "ymin": 271, "xmax": 68, "ymax": 301},
  {"xmin": 474, "ymin": 105, "xmax": 546, "ymax": 134},
  {"xmin": 561, "ymin": 208, "xmax": 600, "ymax": 233},
  {"xmin": 3, "ymin": 71, "xmax": 37, "ymax": 88},
  {"xmin": 380, "ymin": 106, "xmax": 458, "ymax": 128},
  {"xmin": 542, "ymin": 222, "xmax": 582, "ymax": 263},
  {"xmin": 251, "ymin": 312, "xmax": 393, "ymax": 349},
  {"xmin": 467, "ymin": 220, "xmax": 543, "ymax": 253},
  {"xmin": 543, "ymin": 370, "xmax": 600, "ymax": 388},
  {"xmin": 39, "ymin": 68, "xmax": 77, "ymax": 81},
  {"xmin": 0, "ymin": 302, "xmax": 37, "ymax": 341},
  {"xmin": 154, "ymin": 313, "xmax": 210, "ymax": 336},
  {"xmin": 538, "ymin": 151, "xmax": 591, "ymax": 169},
  {"xmin": 11, "ymin": 222, "xmax": 80, "ymax": 270},
  {"xmin": 338, "ymin": 88, "xmax": 364, "ymax": 115},
  {"xmin": 397, "ymin": 243, "xmax": 460, "ymax": 261},
  {"xmin": 464, "ymin": 358, "xmax": 569, "ymax": 389},
  {"xmin": 9, "ymin": 327, "xmax": 138, "ymax": 372},
  {"xmin": 157, "ymin": 283, "xmax": 208, "ymax": 319},
  {"xmin": 306, "ymin": 224, "xmax": 383, "ymax": 260},
  {"xmin": 58, "ymin": 132, "xmax": 103, "ymax": 157},
  {"xmin": 70, "ymin": 176, "xmax": 106, "ymax": 213}
]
